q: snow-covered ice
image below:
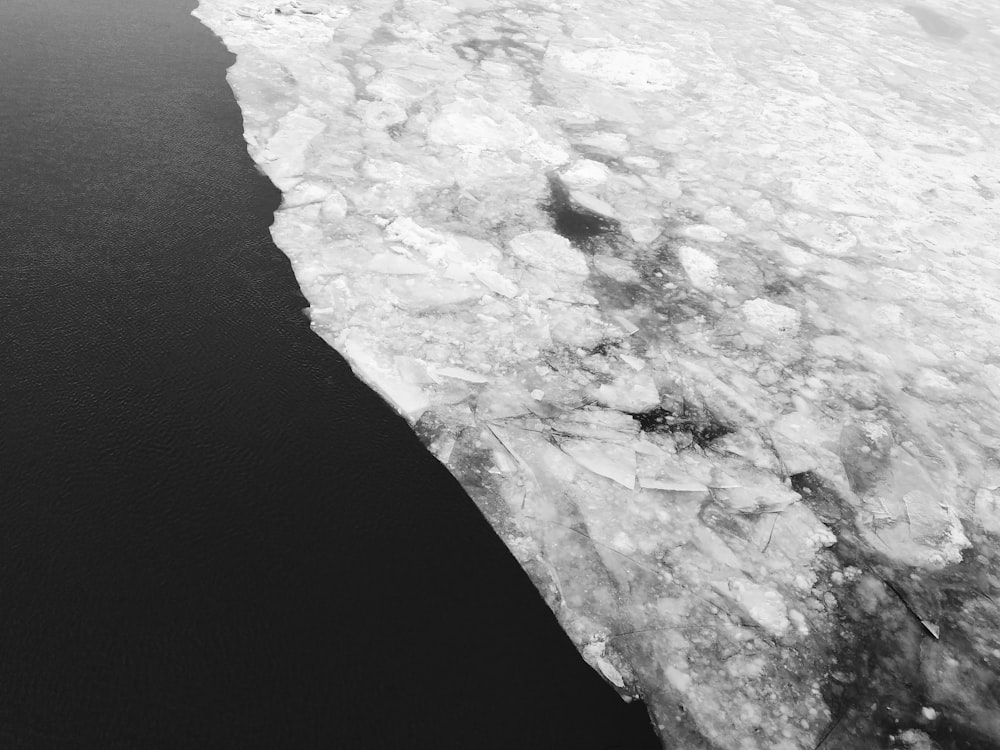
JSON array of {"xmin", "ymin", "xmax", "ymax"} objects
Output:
[{"xmin": 194, "ymin": 0, "xmax": 1000, "ymax": 745}]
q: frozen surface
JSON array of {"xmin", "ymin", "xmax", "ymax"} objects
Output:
[{"xmin": 194, "ymin": 0, "xmax": 1000, "ymax": 746}]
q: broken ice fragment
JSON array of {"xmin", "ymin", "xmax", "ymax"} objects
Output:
[
  {"xmin": 679, "ymin": 224, "xmax": 727, "ymax": 243},
  {"xmin": 426, "ymin": 98, "xmax": 536, "ymax": 151},
  {"xmin": 433, "ymin": 366, "xmax": 490, "ymax": 384},
  {"xmin": 740, "ymin": 298, "xmax": 801, "ymax": 336},
  {"xmin": 336, "ymin": 330, "xmax": 430, "ymax": 422},
  {"xmin": 713, "ymin": 578, "xmax": 790, "ymax": 636},
  {"xmin": 613, "ymin": 315, "xmax": 639, "ymax": 336},
  {"xmin": 556, "ymin": 48, "xmax": 687, "ymax": 91},
  {"xmin": 677, "ymin": 245, "xmax": 719, "ymax": 292},
  {"xmin": 361, "ymin": 100, "xmax": 407, "ymax": 130},
  {"xmin": 561, "ymin": 439, "xmax": 636, "ymax": 489},
  {"xmin": 620, "ymin": 353, "xmax": 645, "ymax": 371},
  {"xmin": 582, "ymin": 640, "xmax": 625, "ymax": 688},
  {"xmin": 319, "ymin": 191, "xmax": 348, "ymax": 224},
  {"xmin": 638, "ymin": 477, "xmax": 709, "ymax": 493},
  {"xmin": 508, "ymin": 231, "xmax": 589, "ymax": 276},
  {"xmin": 594, "ymin": 372, "xmax": 660, "ymax": 413},
  {"xmin": 626, "ymin": 224, "xmax": 661, "ymax": 243},
  {"xmin": 593, "ymin": 255, "xmax": 641, "ymax": 283},
  {"xmin": 473, "ymin": 268, "xmax": 518, "ymax": 298},
  {"xmin": 569, "ymin": 190, "xmax": 618, "ymax": 220},
  {"xmin": 368, "ymin": 253, "xmax": 431, "ymax": 275},
  {"xmin": 559, "ymin": 159, "xmax": 611, "ymax": 189}
]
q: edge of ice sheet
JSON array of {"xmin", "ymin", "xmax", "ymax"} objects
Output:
[{"xmin": 193, "ymin": 0, "xmax": 1000, "ymax": 746}]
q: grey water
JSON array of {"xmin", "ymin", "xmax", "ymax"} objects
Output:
[{"xmin": 0, "ymin": 1, "xmax": 658, "ymax": 747}]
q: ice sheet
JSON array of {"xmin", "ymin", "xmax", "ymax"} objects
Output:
[{"xmin": 194, "ymin": 0, "xmax": 1000, "ymax": 745}]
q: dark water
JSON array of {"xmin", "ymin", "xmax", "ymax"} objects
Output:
[{"xmin": 0, "ymin": 1, "xmax": 657, "ymax": 747}]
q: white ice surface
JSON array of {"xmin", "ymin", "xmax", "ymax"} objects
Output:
[{"xmin": 194, "ymin": 0, "xmax": 1000, "ymax": 746}]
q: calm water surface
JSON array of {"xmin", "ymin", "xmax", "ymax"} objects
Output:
[{"xmin": 0, "ymin": 1, "xmax": 657, "ymax": 747}]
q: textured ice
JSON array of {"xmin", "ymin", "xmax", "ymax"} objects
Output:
[{"xmin": 194, "ymin": 0, "xmax": 1000, "ymax": 745}]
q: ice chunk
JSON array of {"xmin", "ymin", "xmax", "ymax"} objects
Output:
[
  {"xmin": 434, "ymin": 366, "xmax": 490, "ymax": 384},
  {"xmin": 473, "ymin": 268, "xmax": 519, "ymax": 298},
  {"xmin": 593, "ymin": 255, "xmax": 641, "ymax": 283},
  {"xmin": 561, "ymin": 439, "xmax": 636, "ymax": 489},
  {"xmin": 740, "ymin": 298, "xmax": 801, "ymax": 335},
  {"xmin": 336, "ymin": 330, "xmax": 429, "ymax": 422},
  {"xmin": 559, "ymin": 159, "xmax": 611, "ymax": 189},
  {"xmin": 679, "ymin": 224, "xmax": 727, "ymax": 243},
  {"xmin": 582, "ymin": 640, "xmax": 625, "ymax": 688},
  {"xmin": 508, "ymin": 231, "xmax": 589, "ymax": 276},
  {"xmin": 677, "ymin": 245, "xmax": 719, "ymax": 292},
  {"xmin": 594, "ymin": 372, "xmax": 660, "ymax": 413},
  {"xmin": 569, "ymin": 190, "xmax": 618, "ymax": 220},
  {"xmin": 361, "ymin": 100, "xmax": 407, "ymax": 129},
  {"xmin": 638, "ymin": 476, "xmax": 709, "ymax": 493},
  {"xmin": 713, "ymin": 578, "xmax": 790, "ymax": 636},
  {"xmin": 557, "ymin": 48, "xmax": 687, "ymax": 91},
  {"xmin": 319, "ymin": 191, "xmax": 348, "ymax": 224},
  {"xmin": 427, "ymin": 98, "xmax": 536, "ymax": 151},
  {"xmin": 260, "ymin": 106, "xmax": 325, "ymax": 186},
  {"xmin": 368, "ymin": 253, "xmax": 431, "ymax": 275}
]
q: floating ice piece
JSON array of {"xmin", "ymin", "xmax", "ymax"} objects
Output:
[
  {"xmin": 427, "ymin": 98, "xmax": 536, "ymax": 151},
  {"xmin": 385, "ymin": 218, "xmax": 461, "ymax": 266},
  {"xmin": 473, "ymin": 268, "xmax": 519, "ymax": 298},
  {"xmin": 569, "ymin": 190, "xmax": 618, "ymax": 220},
  {"xmin": 434, "ymin": 366, "xmax": 490, "ymax": 384},
  {"xmin": 579, "ymin": 132, "xmax": 629, "ymax": 154},
  {"xmin": 678, "ymin": 245, "xmax": 719, "ymax": 292},
  {"xmin": 664, "ymin": 665, "xmax": 692, "ymax": 694},
  {"xmin": 319, "ymin": 191, "xmax": 348, "ymax": 224},
  {"xmin": 704, "ymin": 206, "xmax": 747, "ymax": 234},
  {"xmin": 680, "ymin": 224, "xmax": 727, "ymax": 243},
  {"xmin": 561, "ymin": 439, "xmax": 636, "ymax": 489},
  {"xmin": 713, "ymin": 578, "xmax": 790, "ymax": 636},
  {"xmin": 770, "ymin": 410, "xmax": 835, "ymax": 475},
  {"xmin": 709, "ymin": 466, "xmax": 799, "ymax": 513},
  {"xmin": 260, "ymin": 107, "xmax": 326, "ymax": 187},
  {"xmin": 638, "ymin": 476, "xmax": 709, "ymax": 493},
  {"xmin": 593, "ymin": 255, "xmax": 640, "ymax": 283},
  {"xmin": 594, "ymin": 372, "xmax": 660, "ymax": 413},
  {"xmin": 394, "ymin": 356, "xmax": 435, "ymax": 385},
  {"xmin": 620, "ymin": 353, "xmax": 645, "ymax": 371},
  {"xmin": 337, "ymin": 330, "xmax": 429, "ymax": 422},
  {"xmin": 627, "ymin": 224, "xmax": 660, "ymax": 243},
  {"xmin": 280, "ymin": 180, "xmax": 329, "ymax": 209},
  {"xmin": 559, "ymin": 159, "xmax": 611, "ymax": 189},
  {"xmin": 613, "ymin": 315, "xmax": 639, "ymax": 335},
  {"xmin": 551, "ymin": 408, "xmax": 640, "ymax": 443},
  {"xmin": 812, "ymin": 335, "xmax": 855, "ymax": 359},
  {"xmin": 651, "ymin": 128, "xmax": 687, "ymax": 151},
  {"xmin": 983, "ymin": 364, "xmax": 1000, "ymax": 400},
  {"xmin": 362, "ymin": 100, "xmax": 407, "ymax": 129},
  {"xmin": 454, "ymin": 235, "xmax": 502, "ymax": 264},
  {"xmin": 368, "ymin": 253, "xmax": 431, "ymax": 275},
  {"xmin": 623, "ymin": 155, "xmax": 659, "ymax": 170},
  {"xmin": 740, "ymin": 298, "xmax": 801, "ymax": 335},
  {"xmin": 508, "ymin": 231, "xmax": 589, "ymax": 276},
  {"xmin": 557, "ymin": 48, "xmax": 687, "ymax": 91},
  {"xmin": 975, "ymin": 486, "xmax": 1000, "ymax": 535},
  {"xmin": 582, "ymin": 640, "xmax": 625, "ymax": 688}
]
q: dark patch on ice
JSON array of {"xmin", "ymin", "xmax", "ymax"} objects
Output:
[
  {"xmin": 587, "ymin": 340, "xmax": 620, "ymax": 357},
  {"xmin": 544, "ymin": 174, "xmax": 620, "ymax": 248},
  {"xmin": 453, "ymin": 35, "xmax": 546, "ymax": 74},
  {"xmin": 630, "ymin": 404, "xmax": 734, "ymax": 448},
  {"xmin": 790, "ymin": 472, "xmax": 1000, "ymax": 749}
]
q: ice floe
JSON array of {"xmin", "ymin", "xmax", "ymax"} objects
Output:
[{"xmin": 194, "ymin": 0, "xmax": 1000, "ymax": 745}]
